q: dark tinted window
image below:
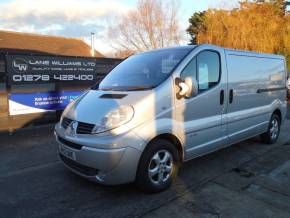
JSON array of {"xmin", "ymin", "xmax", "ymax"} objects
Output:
[{"xmin": 99, "ymin": 48, "xmax": 192, "ymax": 91}]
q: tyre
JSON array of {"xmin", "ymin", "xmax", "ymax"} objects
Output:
[
  {"xmin": 136, "ymin": 139, "xmax": 180, "ymax": 193},
  {"xmin": 260, "ymin": 114, "xmax": 281, "ymax": 144}
]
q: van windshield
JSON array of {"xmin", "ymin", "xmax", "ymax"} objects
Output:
[{"xmin": 97, "ymin": 48, "xmax": 193, "ymax": 91}]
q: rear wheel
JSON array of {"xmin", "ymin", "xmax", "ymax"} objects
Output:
[
  {"xmin": 136, "ymin": 139, "xmax": 180, "ymax": 193},
  {"xmin": 260, "ymin": 114, "xmax": 281, "ymax": 144}
]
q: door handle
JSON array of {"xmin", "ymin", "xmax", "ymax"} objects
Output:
[
  {"xmin": 220, "ymin": 90, "xmax": 224, "ymax": 105},
  {"xmin": 229, "ymin": 89, "xmax": 234, "ymax": 104}
]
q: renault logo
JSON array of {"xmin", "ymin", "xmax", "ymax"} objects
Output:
[{"xmin": 66, "ymin": 121, "xmax": 78, "ymax": 136}]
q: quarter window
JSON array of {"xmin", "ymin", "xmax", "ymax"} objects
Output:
[{"xmin": 180, "ymin": 57, "xmax": 196, "ymax": 83}]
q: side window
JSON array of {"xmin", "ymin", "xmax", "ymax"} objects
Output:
[
  {"xmin": 180, "ymin": 57, "xmax": 197, "ymax": 82},
  {"xmin": 197, "ymin": 51, "xmax": 220, "ymax": 92},
  {"xmin": 180, "ymin": 50, "xmax": 221, "ymax": 97}
]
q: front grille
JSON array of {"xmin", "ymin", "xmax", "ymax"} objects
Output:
[
  {"xmin": 58, "ymin": 136, "xmax": 83, "ymax": 150},
  {"xmin": 59, "ymin": 153, "xmax": 99, "ymax": 176},
  {"xmin": 76, "ymin": 122, "xmax": 95, "ymax": 134},
  {"xmin": 61, "ymin": 117, "xmax": 95, "ymax": 134},
  {"xmin": 61, "ymin": 117, "xmax": 72, "ymax": 129}
]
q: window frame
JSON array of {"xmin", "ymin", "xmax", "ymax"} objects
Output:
[{"xmin": 180, "ymin": 49, "xmax": 222, "ymax": 97}]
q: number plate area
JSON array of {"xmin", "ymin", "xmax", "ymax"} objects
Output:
[{"xmin": 59, "ymin": 144, "xmax": 76, "ymax": 161}]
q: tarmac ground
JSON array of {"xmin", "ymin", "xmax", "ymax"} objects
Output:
[{"xmin": 0, "ymin": 102, "xmax": 290, "ymax": 218}]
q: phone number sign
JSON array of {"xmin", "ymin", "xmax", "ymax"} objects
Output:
[{"xmin": 6, "ymin": 55, "xmax": 98, "ymax": 84}]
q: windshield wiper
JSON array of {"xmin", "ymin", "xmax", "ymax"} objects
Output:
[
  {"xmin": 91, "ymin": 84, "xmax": 99, "ymax": 90},
  {"xmin": 99, "ymin": 88, "xmax": 115, "ymax": 91},
  {"xmin": 125, "ymin": 85, "xmax": 153, "ymax": 91},
  {"xmin": 92, "ymin": 86, "xmax": 114, "ymax": 91}
]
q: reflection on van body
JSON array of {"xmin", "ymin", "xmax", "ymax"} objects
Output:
[{"xmin": 55, "ymin": 44, "xmax": 287, "ymax": 193}]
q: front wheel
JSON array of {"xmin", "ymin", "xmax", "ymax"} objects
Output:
[
  {"xmin": 260, "ymin": 114, "xmax": 281, "ymax": 144},
  {"xmin": 136, "ymin": 139, "xmax": 180, "ymax": 193}
]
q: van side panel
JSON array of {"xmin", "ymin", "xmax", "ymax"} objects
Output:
[{"xmin": 225, "ymin": 51, "xmax": 286, "ymax": 144}]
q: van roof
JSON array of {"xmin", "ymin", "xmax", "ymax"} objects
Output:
[
  {"xmin": 145, "ymin": 45, "xmax": 196, "ymax": 52},
  {"xmin": 126, "ymin": 44, "xmax": 285, "ymax": 61},
  {"xmin": 225, "ymin": 48, "xmax": 284, "ymax": 59}
]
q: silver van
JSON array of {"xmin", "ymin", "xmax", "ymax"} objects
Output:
[{"xmin": 55, "ymin": 44, "xmax": 287, "ymax": 192}]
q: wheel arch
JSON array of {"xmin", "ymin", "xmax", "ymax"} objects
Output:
[
  {"xmin": 273, "ymin": 108, "xmax": 282, "ymax": 122},
  {"xmin": 145, "ymin": 133, "xmax": 184, "ymax": 163}
]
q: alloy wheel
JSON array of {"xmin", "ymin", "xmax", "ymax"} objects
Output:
[
  {"xmin": 148, "ymin": 150, "xmax": 173, "ymax": 185},
  {"xmin": 270, "ymin": 118, "xmax": 279, "ymax": 141}
]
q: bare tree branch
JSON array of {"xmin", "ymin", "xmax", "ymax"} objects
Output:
[{"xmin": 108, "ymin": 0, "xmax": 182, "ymax": 57}]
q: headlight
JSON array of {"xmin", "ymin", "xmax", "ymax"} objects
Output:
[{"xmin": 92, "ymin": 105, "xmax": 134, "ymax": 134}]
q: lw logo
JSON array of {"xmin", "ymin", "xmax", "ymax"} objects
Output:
[
  {"xmin": 66, "ymin": 121, "xmax": 78, "ymax": 136},
  {"xmin": 12, "ymin": 58, "xmax": 28, "ymax": 72}
]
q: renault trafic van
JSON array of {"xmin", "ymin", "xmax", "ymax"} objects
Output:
[{"xmin": 55, "ymin": 44, "xmax": 287, "ymax": 193}]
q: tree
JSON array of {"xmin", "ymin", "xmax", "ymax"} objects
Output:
[
  {"xmin": 256, "ymin": 0, "xmax": 288, "ymax": 15},
  {"xmin": 187, "ymin": 0, "xmax": 290, "ymax": 69},
  {"xmin": 187, "ymin": 11, "xmax": 206, "ymax": 45},
  {"xmin": 111, "ymin": 49, "xmax": 135, "ymax": 59},
  {"xmin": 108, "ymin": 0, "xmax": 182, "ymax": 56}
]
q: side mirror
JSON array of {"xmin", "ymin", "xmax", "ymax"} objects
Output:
[{"xmin": 177, "ymin": 77, "xmax": 198, "ymax": 98}]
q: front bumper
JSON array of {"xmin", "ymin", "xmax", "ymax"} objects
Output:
[{"xmin": 55, "ymin": 123, "xmax": 143, "ymax": 185}]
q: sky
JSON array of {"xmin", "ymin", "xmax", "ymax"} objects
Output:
[{"xmin": 0, "ymin": 0, "xmax": 240, "ymax": 55}]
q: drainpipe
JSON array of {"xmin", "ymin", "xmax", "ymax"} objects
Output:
[{"xmin": 91, "ymin": 32, "xmax": 95, "ymax": 57}]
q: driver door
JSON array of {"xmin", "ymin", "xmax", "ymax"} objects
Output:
[{"xmin": 174, "ymin": 49, "xmax": 227, "ymax": 160}]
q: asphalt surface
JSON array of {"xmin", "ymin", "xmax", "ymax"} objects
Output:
[{"xmin": 0, "ymin": 102, "xmax": 290, "ymax": 218}]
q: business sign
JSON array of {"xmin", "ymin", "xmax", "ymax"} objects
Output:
[
  {"xmin": 6, "ymin": 55, "xmax": 120, "ymax": 84},
  {"xmin": 8, "ymin": 91, "xmax": 82, "ymax": 115}
]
